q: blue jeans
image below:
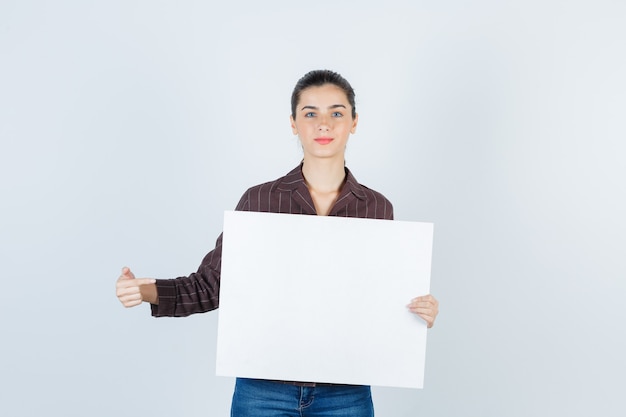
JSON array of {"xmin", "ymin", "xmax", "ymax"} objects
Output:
[{"xmin": 230, "ymin": 378, "xmax": 374, "ymax": 417}]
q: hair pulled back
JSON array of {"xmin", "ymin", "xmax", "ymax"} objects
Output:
[{"xmin": 291, "ymin": 70, "xmax": 356, "ymax": 119}]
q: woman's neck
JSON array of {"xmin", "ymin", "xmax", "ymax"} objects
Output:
[{"xmin": 301, "ymin": 158, "xmax": 346, "ymax": 194}]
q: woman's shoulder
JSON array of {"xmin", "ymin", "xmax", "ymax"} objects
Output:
[
  {"xmin": 355, "ymin": 182, "xmax": 395, "ymax": 219},
  {"xmin": 358, "ymin": 183, "xmax": 393, "ymax": 204},
  {"xmin": 344, "ymin": 169, "xmax": 393, "ymax": 205},
  {"xmin": 234, "ymin": 166, "xmax": 303, "ymax": 211},
  {"xmin": 241, "ymin": 166, "xmax": 302, "ymax": 194}
]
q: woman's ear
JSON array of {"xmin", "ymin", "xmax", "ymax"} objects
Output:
[
  {"xmin": 290, "ymin": 115, "xmax": 298, "ymax": 135},
  {"xmin": 351, "ymin": 113, "xmax": 359, "ymax": 134}
]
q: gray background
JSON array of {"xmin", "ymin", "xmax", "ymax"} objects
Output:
[{"xmin": 1, "ymin": 1, "xmax": 624, "ymax": 416}]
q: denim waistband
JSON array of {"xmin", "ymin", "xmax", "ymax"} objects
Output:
[{"xmin": 269, "ymin": 379, "xmax": 357, "ymax": 387}]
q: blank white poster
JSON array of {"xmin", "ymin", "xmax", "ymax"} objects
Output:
[{"xmin": 216, "ymin": 211, "xmax": 433, "ymax": 388}]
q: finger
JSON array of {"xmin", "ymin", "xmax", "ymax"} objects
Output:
[
  {"xmin": 116, "ymin": 277, "xmax": 136, "ymax": 287},
  {"xmin": 408, "ymin": 302, "xmax": 438, "ymax": 314},
  {"xmin": 406, "ymin": 300, "xmax": 436, "ymax": 310},
  {"xmin": 119, "ymin": 267, "xmax": 136, "ymax": 280},
  {"xmin": 116, "ymin": 278, "xmax": 155, "ymax": 289},
  {"xmin": 410, "ymin": 294, "xmax": 436, "ymax": 303},
  {"xmin": 116, "ymin": 281, "xmax": 156, "ymax": 298},
  {"xmin": 408, "ymin": 305, "xmax": 434, "ymax": 312},
  {"xmin": 408, "ymin": 307, "xmax": 437, "ymax": 317},
  {"xmin": 119, "ymin": 292, "xmax": 142, "ymax": 303},
  {"xmin": 124, "ymin": 301, "xmax": 140, "ymax": 308},
  {"xmin": 409, "ymin": 304, "xmax": 438, "ymax": 327},
  {"xmin": 116, "ymin": 285, "xmax": 141, "ymax": 297},
  {"xmin": 121, "ymin": 297, "xmax": 142, "ymax": 308}
]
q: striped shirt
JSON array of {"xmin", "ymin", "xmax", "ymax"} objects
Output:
[{"xmin": 151, "ymin": 164, "xmax": 394, "ymax": 318}]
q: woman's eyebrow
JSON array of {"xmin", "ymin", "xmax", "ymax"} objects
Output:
[{"xmin": 300, "ymin": 104, "xmax": 347, "ymax": 111}]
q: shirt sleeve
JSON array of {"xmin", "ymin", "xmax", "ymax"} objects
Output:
[
  {"xmin": 150, "ymin": 233, "xmax": 223, "ymax": 317},
  {"xmin": 150, "ymin": 192, "xmax": 251, "ymax": 317}
]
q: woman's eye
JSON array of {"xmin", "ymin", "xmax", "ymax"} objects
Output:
[
  {"xmin": 305, "ymin": 112, "xmax": 316, "ymax": 117},
  {"xmin": 332, "ymin": 111, "xmax": 343, "ymax": 117}
]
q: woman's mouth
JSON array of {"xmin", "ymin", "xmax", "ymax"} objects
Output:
[{"xmin": 314, "ymin": 137, "xmax": 333, "ymax": 145}]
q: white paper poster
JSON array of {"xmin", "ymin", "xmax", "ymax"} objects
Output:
[{"xmin": 216, "ymin": 211, "xmax": 433, "ymax": 388}]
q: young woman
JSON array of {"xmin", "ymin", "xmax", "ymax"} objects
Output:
[{"xmin": 116, "ymin": 69, "xmax": 439, "ymax": 416}]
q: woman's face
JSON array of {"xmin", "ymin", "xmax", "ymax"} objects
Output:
[{"xmin": 290, "ymin": 84, "xmax": 358, "ymax": 163}]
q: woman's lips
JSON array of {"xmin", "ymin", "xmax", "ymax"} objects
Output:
[{"xmin": 314, "ymin": 137, "xmax": 333, "ymax": 145}]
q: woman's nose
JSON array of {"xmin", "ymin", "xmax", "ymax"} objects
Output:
[{"xmin": 318, "ymin": 116, "xmax": 330, "ymax": 131}]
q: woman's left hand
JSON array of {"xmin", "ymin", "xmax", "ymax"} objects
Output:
[{"xmin": 407, "ymin": 294, "xmax": 439, "ymax": 328}]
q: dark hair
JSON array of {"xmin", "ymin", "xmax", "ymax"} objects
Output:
[{"xmin": 291, "ymin": 70, "xmax": 356, "ymax": 119}]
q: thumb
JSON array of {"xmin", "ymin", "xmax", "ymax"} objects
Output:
[
  {"xmin": 135, "ymin": 278, "xmax": 157, "ymax": 286},
  {"xmin": 120, "ymin": 266, "xmax": 136, "ymax": 280}
]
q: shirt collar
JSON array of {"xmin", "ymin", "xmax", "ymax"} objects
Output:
[{"xmin": 277, "ymin": 163, "xmax": 367, "ymax": 201}]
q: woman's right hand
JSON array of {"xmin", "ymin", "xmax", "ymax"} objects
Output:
[{"xmin": 116, "ymin": 267, "xmax": 158, "ymax": 307}]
